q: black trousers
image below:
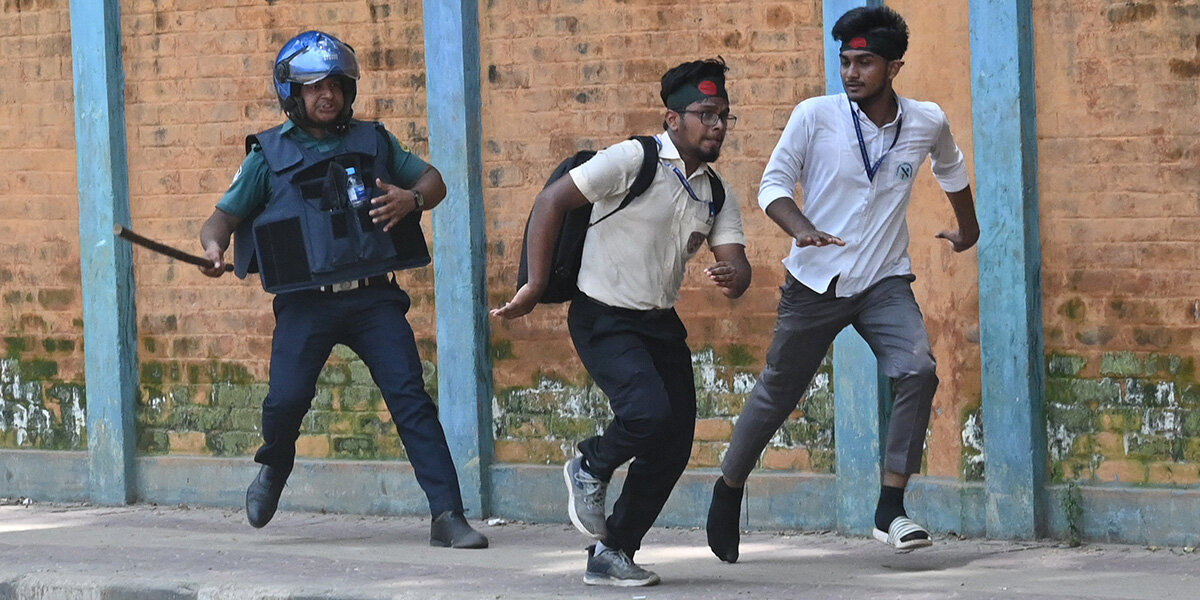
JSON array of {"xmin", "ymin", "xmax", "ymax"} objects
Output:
[
  {"xmin": 567, "ymin": 296, "xmax": 697, "ymax": 555},
  {"xmin": 254, "ymin": 283, "xmax": 464, "ymax": 517}
]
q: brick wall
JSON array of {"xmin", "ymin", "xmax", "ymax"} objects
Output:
[
  {"xmin": 4, "ymin": 1, "xmax": 1195, "ymax": 489},
  {"xmin": 0, "ymin": 0, "xmax": 439, "ymax": 461},
  {"xmin": 887, "ymin": 0, "xmax": 979, "ymax": 479},
  {"xmin": 119, "ymin": 0, "xmax": 436, "ymax": 461},
  {"xmin": 481, "ymin": 0, "xmax": 838, "ymax": 470},
  {"xmin": 0, "ymin": 0, "xmax": 993, "ymax": 479},
  {"xmin": 0, "ymin": 1, "xmax": 85, "ymax": 451},
  {"xmin": 1036, "ymin": 0, "xmax": 1200, "ymax": 484}
]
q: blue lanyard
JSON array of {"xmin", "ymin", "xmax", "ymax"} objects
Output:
[
  {"xmin": 665, "ymin": 161, "xmax": 716, "ymax": 218},
  {"xmin": 849, "ymin": 98, "xmax": 903, "ymax": 182}
]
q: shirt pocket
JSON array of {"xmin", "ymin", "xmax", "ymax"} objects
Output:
[
  {"xmin": 680, "ymin": 204, "xmax": 715, "ymax": 258},
  {"xmin": 880, "ymin": 147, "xmax": 925, "ymax": 192}
]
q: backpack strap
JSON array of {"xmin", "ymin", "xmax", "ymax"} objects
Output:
[
  {"xmin": 625, "ymin": 135, "xmax": 661, "ymax": 201},
  {"xmin": 589, "ymin": 135, "xmax": 660, "ymax": 226},
  {"xmin": 705, "ymin": 168, "xmax": 726, "ymax": 215}
]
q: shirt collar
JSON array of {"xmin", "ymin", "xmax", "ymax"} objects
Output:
[
  {"xmin": 280, "ymin": 119, "xmax": 317, "ymax": 141},
  {"xmin": 849, "ymin": 93, "xmax": 905, "ymax": 127},
  {"xmin": 280, "ymin": 119, "xmax": 346, "ymax": 151},
  {"xmin": 656, "ymin": 130, "xmax": 709, "ymax": 173}
]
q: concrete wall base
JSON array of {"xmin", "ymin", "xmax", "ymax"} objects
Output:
[{"xmin": 4, "ymin": 451, "xmax": 1197, "ymax": 547}]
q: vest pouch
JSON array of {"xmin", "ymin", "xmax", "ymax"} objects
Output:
[
  {"xmin": 299, "ymin": 165, "xmax": 359, "ymax": 274},
  {"xmin": 304, "ymin": 207, "xmax": 360, "ymax": 274},
  {"xmin": 253, "ymin": 216, "xmax": 313, "ymax": 290},
  {"xmin": 350, "ymin": 189, "xmax": 399, "ymax": 263}
]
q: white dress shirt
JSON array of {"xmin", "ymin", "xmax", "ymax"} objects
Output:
[
  {"xmin": 758, "ymin": 93, "xmax": 969, "ymax": 297},
  {"xmin": 570, "ymin": 132, "xmax": 746, "ymax": 310}
]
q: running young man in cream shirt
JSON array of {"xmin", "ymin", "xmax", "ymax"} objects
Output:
[{"xmin": 494, "ymin": 58, "xmax": 749, "ymax": 586}]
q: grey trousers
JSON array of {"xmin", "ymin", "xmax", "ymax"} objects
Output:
[{"xmin": 722, "ymin": 274, "xmax": 938, "ymax": 483}]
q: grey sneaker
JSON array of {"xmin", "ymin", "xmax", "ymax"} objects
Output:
[
  {"xmin": 564, "ymin": 456, "xmax": 608, "ymax": 538},
  {"xmin": 584, "ymin": 544, "xmax": 660, "ymax": 587}
]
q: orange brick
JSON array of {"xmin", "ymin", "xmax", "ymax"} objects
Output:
[
  {"xmin": 688, "ymin": 442, "xmax": 725, "ymax": 469},
  {"xmin": 1093, "ymin": 460, "xmax": 1148, "ymax": 484},
  {"xmin": 295, "ymin": 435, "xmax": 331, "ymax": 460},
  {"xmin": 694, "ymin": 418, "xmax": 733, "ymax": 442},
  {"xmin": 762, "ymin": 448, "xmax": 812, "ymax": 472},
  {"xmin": 168, "ymin": 432, "xmax": 208, "ymax": 455},
  {"xmin": 1146, "ymin": 462, "xmax": 1200, "ymax": 486}
]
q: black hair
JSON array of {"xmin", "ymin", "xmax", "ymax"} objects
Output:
[
  {"xmin": 660, "ymin": 57, "xmax": 729, "ymax": 106},
  {"xmin": 831, "ymin": 6, "xmax": 909, "ymax": 59}
]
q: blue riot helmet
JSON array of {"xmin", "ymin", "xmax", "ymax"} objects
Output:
[{"xmin": 273, "ymin": 31, "xmax": 360, "ymax": 126}]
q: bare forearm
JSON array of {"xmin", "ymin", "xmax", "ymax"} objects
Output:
[
  {"xmin": 200, "ymin": 209, "xmax": 239, "ymax": 253},
  {"xmin": 941, "ymin": 186, "xmax": 979, "ymax": 251},
  {"xmin": 764, "ymin": 197, "xmax": 844, "ymax": 248},
  {"xmin": 946, "ymin": 186, "xmax": 978, "ymax": 238},
  {"xmin": 764, "ymin": 197, "xmax": 813, "ymax": 238},
  {"xmin": 410, "ymin": 166, "xmax": 448, "ymax": 211},
  {"xmin": 521, "ymin": 191, "xmax": 567, "ymax": 292},
  {"xmin": 709, "ymin": 244, "xmax": 751, "ymax": 299}
]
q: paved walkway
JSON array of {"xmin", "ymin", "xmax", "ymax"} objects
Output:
[{"xmin": 1, "ymin": 501, "xmax": 1196, "ymax": 599}]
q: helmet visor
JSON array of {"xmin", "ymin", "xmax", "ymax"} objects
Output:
[{"xmin": 278, "ymin": 35, "xmax": 360, "ymax": 85}]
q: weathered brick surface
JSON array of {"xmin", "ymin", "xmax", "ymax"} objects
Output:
[
  {"xmin": 1034, "ymin": 0, "xmax": 1200, "ymax": 484},
  {"xmin": 4, "ymin": 1, "xmax": 1194, "ymax": 489},
  {"xmin": 0, "ymin": 1, "xmax": 84, "ymax": 452},
  {"xmin": 1047, "ymin": 350, "xmax": 1200, "ymax": 484},
  {"xmin": 482, "ymin": 0, "xmax": 841, "ymax": 476}
]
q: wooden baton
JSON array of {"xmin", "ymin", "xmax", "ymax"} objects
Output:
[{"xmin": 113, "ymin": 225, "xmax": 234, "ymax": 272}]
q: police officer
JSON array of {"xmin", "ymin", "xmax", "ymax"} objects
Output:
[{"xmin": 198, "ymin": 31, "xmax": 486, "ymax": 549}]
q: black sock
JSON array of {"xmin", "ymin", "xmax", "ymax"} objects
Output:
[
  {"xmin": 875, "ymin": 485, "xmax": 928, "ymax": 541},
  {"xmin": 707, "ymin": 478, "xmax": 743, "ymax": 563},
  {"xmin": 874, "ymin": 485, "xmax": 907, "ymax": 531}
]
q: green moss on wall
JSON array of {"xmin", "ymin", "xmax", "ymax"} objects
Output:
[{"xmin": 1047, "ymin": 352, "xmax": 1200, "ymax": 485}]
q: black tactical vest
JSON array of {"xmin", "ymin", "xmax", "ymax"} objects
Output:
[{"xmin": 232, "ymin": 120, "xmax": 430, "ymax": 293}]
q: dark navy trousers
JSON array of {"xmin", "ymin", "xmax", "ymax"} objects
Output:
[
  {"xmin": 254, "ymin": 282, "xmax": 463, "ymax": 517},
  {"xmin": 567, "ymin": 296, "xmax": 697, "ymax": 556}
]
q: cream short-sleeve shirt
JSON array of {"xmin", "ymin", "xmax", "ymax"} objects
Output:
[{"xmin": 569, "ymin": 132, "xmax": 746, "ymax": 310}]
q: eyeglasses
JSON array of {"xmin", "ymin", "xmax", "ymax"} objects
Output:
[{"xmin": 678, "ymin": 110, "xmax": 738, "ymax": 130}]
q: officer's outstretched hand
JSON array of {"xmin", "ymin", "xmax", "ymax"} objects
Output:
[
  {"xmin": 199, "ymin": 245, "xmax": 227, "ymax": 278},
  {"xmin": 490, "ymin": 284, "xmax": 542, "ymax": 320},
  {"xmin": 371, "ymin": 179, "xmax": 420, "ymax": 232}
]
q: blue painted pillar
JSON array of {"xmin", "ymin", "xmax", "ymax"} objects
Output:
[
  {"xmin": 69, "ymin": 0, "xmax": 139, "ymax": 505},
  {"xmin": 969, "ymin": 0, "xmax": 1046, "ymax": 538},
  {"xmin": 423, "ymin": 1, "xmax": 494, "ymax": 518},
  {"xmin": 825, "ymin": 0, "xmax": 887, "ymax": 537}
]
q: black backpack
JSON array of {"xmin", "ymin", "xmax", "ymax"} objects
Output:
[{"xmin": 517, "ymin": 135, "xmax": 725, "ymax": 304}]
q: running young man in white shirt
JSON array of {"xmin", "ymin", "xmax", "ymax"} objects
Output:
[
  {"xmin": 705, "ymin": 6, "xmax": 979, "ymax": 562},
  {"xmin": 493, "ymin": 59, "xmax": 750, "ymax": 586}
]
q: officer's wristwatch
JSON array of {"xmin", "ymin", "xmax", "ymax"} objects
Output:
[{"xmin": 412, "ymin": 189, "xmax": 425, "ymax": 210}]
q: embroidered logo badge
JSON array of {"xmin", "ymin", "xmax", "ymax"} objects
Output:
[
  {"xmin": 896, "ymin": 162, "xmax": 914, "ymax": 181},
  {"xmin": 850, "ymin": 37, "xmax": 868, "ymax": 49}
]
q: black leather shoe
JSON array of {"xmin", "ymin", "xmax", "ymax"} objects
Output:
[
  {"xmin": 430, "ymin": 510, "xmax": 488, "ymax": 549},
  {"xmin": 245, "ymin": 465, "xmax": 288, "ymax": 528}
]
